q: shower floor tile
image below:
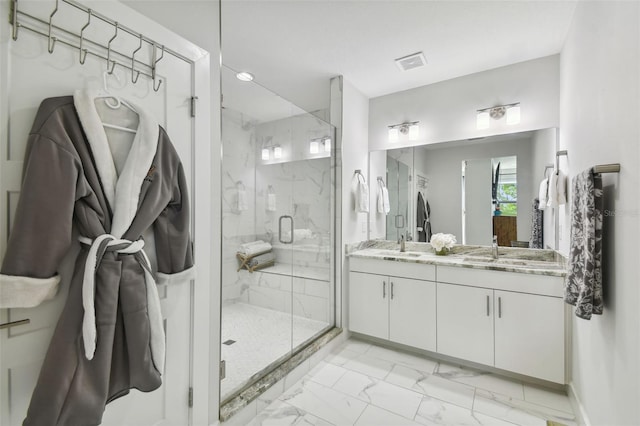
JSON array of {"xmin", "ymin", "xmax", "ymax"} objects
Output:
[{"xmin": 221, "ymin": 302, "xmax": 329, "ymax": 400}]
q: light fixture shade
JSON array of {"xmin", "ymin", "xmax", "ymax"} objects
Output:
[
  {"xmin": 261, "ymin": 148, "xmax": 270, "ymax": 160},
  {"xmin": 310, "ymin": 140, "xmax": 319, "ymax": 154},
  {"xmin": 388, "ymin": 128, "xmax": 399, "ymax": 142},
  {"xmin": 273, "ymin": 146, "xmax": 282, "ymax": 159},
  {"xmin": 506, "ymin": 105, "xmax": 521, "ymax": 125},
  {"xmin": 408, "ymin": 124, "xmax": 419, "ymax": 140},
  {"xmin": 324, "ymin": 138, "xmax": 331, "ymax": 153},
  {"xmin": 476, "ymin": 111, "xmax": 490, "ymax": 130}
]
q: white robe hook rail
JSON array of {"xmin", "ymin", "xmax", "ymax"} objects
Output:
[{"xmin": 10, "ymin": 0, "xmax": 192, "ymax": 87}]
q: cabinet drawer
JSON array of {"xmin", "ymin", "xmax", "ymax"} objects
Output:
[
  {"xmin": 350, "ymin": 257, "xmax": 436, "ymax": 281},
  {"xmin": 437, "ymin": 266, "xmax": 563, "ymax": 297}
]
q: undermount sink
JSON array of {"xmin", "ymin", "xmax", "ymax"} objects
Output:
[
  {"xmin": 399, "ymin": 252, "xmax": 423, "ymax": 257},
  {"xmin": 463, "ymin": 256, "xmax": 530, "ymax": 266}
]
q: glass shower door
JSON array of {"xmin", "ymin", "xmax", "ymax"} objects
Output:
[{"xmin": 220, "ymin": 65, "xmax": 335, "ymax": 404}]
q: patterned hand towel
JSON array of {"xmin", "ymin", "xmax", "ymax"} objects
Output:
[
  {"xmin": 564, "ymin": 169, "xmax": 603, "ymax": 320},
  {"xmin": 529, "ymin": 198, "xmax": 543, "ymax": 249}
]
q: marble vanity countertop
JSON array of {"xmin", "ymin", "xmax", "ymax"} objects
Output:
[{"xmin": 347, "ymin": 240, "xmax": 567, "ymax": 277}]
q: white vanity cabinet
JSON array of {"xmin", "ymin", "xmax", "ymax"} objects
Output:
[
  {"xmin": 436, "ymin": 283, "xmax": 495, "ymax": 366},
  {"xmin": 437, "ymin": 266, "xmax": 566, "ymax": 384},
  {"xmin": 349, "ymin": 258, "xmax": 437, "ymax": 351},
  {"xmin": 493, "ymin": 290, "xmax": 565, "ymax": 383}
]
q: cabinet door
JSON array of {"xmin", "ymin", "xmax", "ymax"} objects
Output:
[
  {"xmin": 348, "ymin": 272, "xmax": 389, "ymax": 339},
  {"xmin": 494, "ymin": 291, "xmax": 565, "ymax": 383},
  {"xmin": 389, "ymin": 278, "xmax": 436, "ymax": 352},
  {"xmin": 437, "ymin": 283, "xmax": 494, "ymax": 366}
]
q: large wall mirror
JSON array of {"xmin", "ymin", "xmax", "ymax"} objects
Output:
[{"xmin": 369, "ymin": 128, "xmax": 559, "ymax": 249}]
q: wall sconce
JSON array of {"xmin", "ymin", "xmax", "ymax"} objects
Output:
[
  {"xmin": 310, "ymin": 137, "xmax": 331, "ymax": 154},
  {"xmin": 261, "ymin": 145, "xmax": 282, "ymax": 160},
  {"xmin": 388, "ymin": 121, "xmax": 419, "ymax": 142},
  {"xmin": 476, "ymin": 103, "xmax": 520, "ymax": 129}
]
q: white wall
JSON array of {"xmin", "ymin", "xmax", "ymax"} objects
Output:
[
  {"xmin": 341, "ymin": 80, "xmax": 370, "ymax": 246},
  {"xmin": 559, "ymin": 1, "xmax": 640, "ymax": 425},
  {"xmin": 369, "ymin": 55, "xmax": 559, "ymax": 151}
]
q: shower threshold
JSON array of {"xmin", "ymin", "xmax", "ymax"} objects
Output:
[{"xmin": 220, "ymin": 326, "xmax": 342, "ymax": 422}]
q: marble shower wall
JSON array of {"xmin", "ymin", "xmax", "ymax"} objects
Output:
[
  {"xmin": 222, "ymin": 108, "xmax": 333, "ymax": 319},
  {"xmin": 222, "ymin": 107, "xmax": 259, "ymax": 303}
]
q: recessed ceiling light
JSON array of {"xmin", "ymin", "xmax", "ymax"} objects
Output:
[{"xmin": 236, "ymin": 71, "xmax": 254, "ymax": 82}]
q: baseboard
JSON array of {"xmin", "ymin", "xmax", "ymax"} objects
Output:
[{"xmin": 568, "ymin": 382, "xmax": 591, "ymax": 426}]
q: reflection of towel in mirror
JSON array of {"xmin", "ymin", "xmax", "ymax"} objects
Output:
[
  {"xmin": 417, "ymin": 192, "xmax": 427, "ymax": 242},
  {"xmin": 548, "ymin": 171, "xmax": 567, "ymax": 208},
  {"xmin": 247, "ymin": 252, "xmax": 276, "ymax": 268},
  {"xmin": 538, "ymin": 178, "xmax": 549, "ymax": 210},
  {"xmin": 564, "ymin": 169, "xmax": 603, "ymax": 320},
  {"xmin": 355, "ymin": 174, "xmax": 369, "ymax": 213},
  {"xmin": 267, "ymin": 193, "xmax": 277, "ymax": 211},
  {"xmin": 529, "ymin": 198, "xmax": 543, "ymax": 249},
  {"xmin": 377, "ymin": 180, "xmax": 390, "ymax": 214}
]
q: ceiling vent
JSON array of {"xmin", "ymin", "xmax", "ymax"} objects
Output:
[{"xmin": 395, "ymin": 52, "xmax": 427, "ymax": 71}]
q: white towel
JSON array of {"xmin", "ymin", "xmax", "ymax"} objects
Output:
[
  {"xmin": 237, "ymin": 189, "xmax": 248, "ymax": 211},
  {"xmin": 547, "ymin": 173, "xmax": 559, "ymax": 208},
  {"xmin": 238, "ymin": 241, "xmax": 272, "ymax": 256},
  {"xmin": 538, "ymin": 178, "xmax": 549, "ymax": 210},
  {"xmin": 356, "ymin": 175, "xmax": 369, "ymax": 213},
  {"xmin": 377, "ymin": 181, "xmax": 390, "ymax": 214},
  {"xmin": 267, "ymin": 193, "xmax": 276, "ymax": 211},
  {"xmin": 556, "ymin": 170, "xmax": 567, "ymax": 205}
]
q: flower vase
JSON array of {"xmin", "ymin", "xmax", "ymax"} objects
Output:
[{"xmin": 435, "ymin": 248, "xmax": 448, "ymax": 256}]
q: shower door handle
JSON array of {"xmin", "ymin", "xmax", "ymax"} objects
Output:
[{"xmin": 279, "ymin": 215, "xmax": 294, "ymax": 244}]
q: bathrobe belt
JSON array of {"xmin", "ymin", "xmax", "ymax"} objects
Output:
[{"xmin": 78, "ymin": 234, "xmax": 165, "ymax": 373}]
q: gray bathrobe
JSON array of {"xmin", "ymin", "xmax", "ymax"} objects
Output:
[{"xmin": 0, "ymin": 92, "xmax": 194, "ymax": 425}]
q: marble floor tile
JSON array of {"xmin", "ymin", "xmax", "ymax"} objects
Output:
[
  {"xmin": 365, "ymin": 345, "xmax": 439, "ymax": 373},
  {"xmin": 341, "ymin": 353, "xmax": 396, "ymax": 380},
  {"xmin": 307, "ymin": 361, "xmax": 349, "ymax": 388},
  {"xmin": 385, "ymin": 365, "xmax": 476, "ymax": 409},
  {"xmin": 434, "ymin": 362, "xmax": 525, "ymax": 400},
  {"xmin": 341, "ymin": 339, "xmax": 372, "ymax": 354},
  {"xmin": 324, "ymin": 347, "xmax": 361, "ymax": 367},
  {"xmin": 333, "ymin": 370, "xmax": 423, "ymax": 419},
  {"xmin": 414, "ymin": 396, "xmax": 516, "ymax": 426},
  {"xmin": 473, "ymin": 389, "xmax": 576, "ymax": 426},
  {"xmin": 523, "ymin": 384, "xmax": 573, "ymax": 414},
  {"xmin": 354, "ymin": 404, "xmax": 422, "ymax": 426},
  {"xmin": 246, "ymin": 400, "xmax": 335, "ymax": 426},
  {"xmin": 280, "ymin": 378, "xmax": 367, "ymax": 425}
]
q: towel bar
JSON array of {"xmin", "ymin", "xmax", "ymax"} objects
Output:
[{"xmin": 594, "ymin": 164, "xmax": 620, "ymax": 173}]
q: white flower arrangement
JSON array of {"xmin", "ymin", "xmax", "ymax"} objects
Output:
[{"xmin": 430, "ymin": 233, "xmax": 457, "ymax": 252}]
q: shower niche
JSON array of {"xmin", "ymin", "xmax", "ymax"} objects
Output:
[{"xmin": 220, "ymin": 65, "xmax": 336, "ymax": 404}]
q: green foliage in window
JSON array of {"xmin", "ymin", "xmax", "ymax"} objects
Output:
[{"xmin": 497, "ymin": 183, "xmax": 517, "ymax": 216}]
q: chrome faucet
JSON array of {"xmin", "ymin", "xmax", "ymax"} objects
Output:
[
  {"xmin": 399, "ymin": 234, "xmax": 406, "ymax": 252},
  {"xmin": 492, "ymin": 235, "xmax": 499, "ymax": 259}
]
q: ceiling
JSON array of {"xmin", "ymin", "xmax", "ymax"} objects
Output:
[{"xmin": 221, "ymin": 0, "xmax": 577, "ymax": 113}]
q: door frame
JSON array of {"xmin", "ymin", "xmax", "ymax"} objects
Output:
[{"xmin": 0, "ymin": 1, "xmax": 214, "ymax": 424}]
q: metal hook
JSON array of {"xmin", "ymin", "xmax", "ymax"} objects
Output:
[
  {"xmin": 47, "ymin": 0, "xmax": 59, "ymax": 54},
  {"xmin": 79, "ymin": 9, "xmax": 92, "ymax": 64},
  {"xmin": 151, "ymin": 44, "xmax": 164, "ymax": 92},
  {"xmin": 106, "ymin": 22, "xmax": 119, "ymax": 74},
  {"xmin": 131, "ymin": 34, "xmax": 142, "ymax": 83}
]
